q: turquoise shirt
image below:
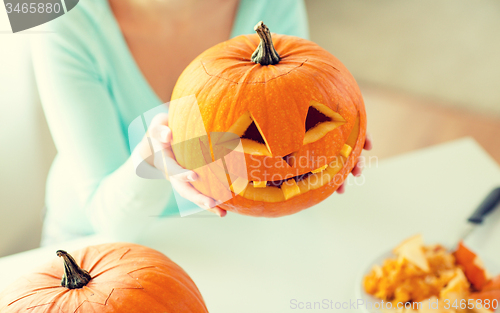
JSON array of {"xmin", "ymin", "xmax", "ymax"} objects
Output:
[{"xmin": 31, "ymin": 0, "xmax": 309, "ymax": 245}]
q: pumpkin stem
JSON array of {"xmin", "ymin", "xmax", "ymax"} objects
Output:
[
  {"xmin": 251, "ymin": 21, "xmax": 280, "ymax": 65},
  {"xmin": 56, "ymin": 250, "xmax": 91, "ymax": 289}
]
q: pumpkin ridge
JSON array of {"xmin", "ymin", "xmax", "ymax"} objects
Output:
[
  {"xmin": 126, "ymin": 265, "xmax": 156, "ymax": 275},
  {"xmin": 201, "ymin": 57, "xmax": 307, "ymax": 84},
  {"xmin": 6, "ymin": 291, "xmax": 37, "ymax": 306},
  {"xmin": 67, "ymin": 287, "xmax": 112, "ymax": 313},
  {"xmin": 244, "ymin": 60, "xmax": 307, "ymax": 84},
  {"xmin": 201, "ymin": 60, "xmax": 251, "ymax": 78},
  {"xmin": 28, "ymin": 285, "xmax": 61, "ymax": 292},
  {"xmin": 85, "ymin": 247, "xmax": 123, "ymax": 274},
  {"xmin": 80, "ymin": 286, "xmax": 113, "ymax": 304},
  {"xmin": 77, "ymin": 287, "xmax": 116, "ymax": 311},
  {"xmin": 237, "ymin": 61, "xmax": 262, "ymax": 85},
  {"xmin": 26, "ymin": 288, "xmax": 69, "ymax": 310},
  {"xmin": 87, "ymin": 264, "xmax": 151, "ymax": 290},
  {"xmin": 33, "ymin": 272, "xmax": 61, "ymax": 280},
  {"xmin": 26, "ymin": 302, "xmax": 55, "ymax": 310},
  {"xmin": 26, "ymin": 288, "xmax": 114, "ymax": 313},
  {"xmin": 240, "ymin": 33, "xmax": 261, "ymax": 52},
  {"xmin": 307, "ymin": 58, "xmax": 341, "ymax": 74},
  {"xmin": 86, "ymin": 265, "xmax": 121, "ymax": 279},
  {"xmin": 200, "ymin": 59, "xmax": 245, "ymax": 84},
  {"xmin": 74, "ymin": 269, "xmax": 173, "ymax": 310},
  {"xmin": 118, "ymin": 248, "xmax": 131, "ymax": 260},
  {"xmin": 67, "ymin": 280, "xmax": 151, "ymax": 310}
]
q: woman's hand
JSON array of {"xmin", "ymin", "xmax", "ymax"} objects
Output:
[
  {"xmin": 336, "ymin": 133, "xmax": 373, "ymax": 194},
  {"xmin": 138, "ymin": 113, "xmax": 227, "ymax": 217}
]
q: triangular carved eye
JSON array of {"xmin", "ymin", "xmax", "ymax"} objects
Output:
[
  {"xmin": 305, "ymin": 106, "xmax": 331, "ymax": 132},
  {"xmin": 220, "ymin": 111, "xmax": 271, "ymax": 156},
  {"xmin": 303, "ymin": 101, "xmax": 347, "ymax": 145},
  {"xmin": 242, "ymin": 121, "xmax": 266, "ymax": 145}
]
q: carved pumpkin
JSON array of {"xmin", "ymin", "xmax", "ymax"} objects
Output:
[
  {"xmin": 169, "ymin": 21, "xmax": 367, "ymax": 217},
  {"xmin": 0, "ymin": 243, "xmax": 208, "ymax": 312}
]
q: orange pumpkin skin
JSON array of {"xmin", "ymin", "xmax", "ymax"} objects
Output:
[
  {"xmin": 170, "ymin": 25, "xmax": 366, "ymax": 217},
  {"xmin": 483, "ymin": 275, "xmax": 500, "ymax": 292},
  {"xmin": 0, "ymin": 243, "xmax": 208, "ymax": 313},
  {"xmin": 469, "ymin": 290, "xmax": 500, "ymax": 311},
  {"xmin": 470, "ymin": 274, "xmax": 500, "ymax": 311},
  {"xmin": 454, "ymin": 242, "xmax": 490, "ymax": 290}
]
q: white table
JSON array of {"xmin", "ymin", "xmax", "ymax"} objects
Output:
[{"xmin": 1, "ymin": 138, "xmax": 499, "ymax": 312}]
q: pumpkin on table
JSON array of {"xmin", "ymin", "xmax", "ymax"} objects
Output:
[
  {"xmin": 169, "ymin": 21, "xmax": 367, "ymax": 217},
  {"xmin": 0, "ymin": 243, "xmax": 208, "ymax": 313}
]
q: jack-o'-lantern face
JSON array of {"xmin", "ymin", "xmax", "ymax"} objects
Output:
[{"xmin": 170, "ymin": 22, "xmax": 367, "ymax": 217}]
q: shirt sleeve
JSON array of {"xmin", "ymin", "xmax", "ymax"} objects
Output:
[
  {"xmin": 231, "ymin": 0, "xmax": 310, "ymax": 39},
  {"xmin": 30, "ymin": 16, "xmax": 171, "ymax": 242}
]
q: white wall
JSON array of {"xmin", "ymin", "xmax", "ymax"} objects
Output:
[
  {"xmin": 0, "ymin": 12, "xmax": 56, "ymax": 256},
  {"xmin": 306, "ymin": 0, "xmax": 500, "ymax": 115}
]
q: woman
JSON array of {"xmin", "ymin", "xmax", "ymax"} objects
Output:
[{"xmin": 31, "ymin": 0, "xmax": 371, "ymax": 245}]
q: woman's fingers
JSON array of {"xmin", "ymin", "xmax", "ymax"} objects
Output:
[
  {"xmin": 149, "ymin": 125, "xmax": 173, "ymax": 149},
  {"xmin": 364, "ymin": 132, "xmax": 373, "ymax": 150},
  {"xmin": 150, "ymin": 112, "xmax": 169, "ymax": 127},
  {"xmin": 170, "ymin": 179, "xmax": 210, "ymax": 206},
  {"xmin": 208, "ymin": 206, "xmax": 227, "ymax": 217},
  {"xmin": 147, "ymin": 123, "xmax": 187, "ymax": 178},
  {"xmin": 337, "ymin": 132, "xmax": 372, "ymax": 194},
  {"xmin": 337, "ymin": 183, "xmax": 346, "ymax": 194},
  {"xmin": 170, "ymin": 179, "xmax": 226, "ymax": 217},
  {"xmin": 171, "ymin": 168, "xmax": 198, "ymax": 182},
  {"xmin": 352, "ymin": 161, "xmax": 363, "ymax": 177},
  {"xmin": 158, "ymin": 126, "xmax": 172, "ymax": 144},
  {"xmin": 147, "ymin": 113, "xmax": 173, "ymax": 153},
  {"xmin": 156, "ymin": 155, "xmax": 196, "ymax": 179},
  {"xmin": 142, "ymin": 112, "xmax": 228, "ymax": 217}
]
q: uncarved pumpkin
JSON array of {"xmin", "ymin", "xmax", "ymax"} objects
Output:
[
  {"xmin": 169, "ymin": 21, "xmax": 367, "ymax": 217},
  {"xmin": 0, "ymin": 243, "xmax": 208, "ymax": 313}
]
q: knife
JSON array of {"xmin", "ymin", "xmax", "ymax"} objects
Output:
[{"xmin": 458, "ymin": 186, "xmax": 500, "ymax": 244}]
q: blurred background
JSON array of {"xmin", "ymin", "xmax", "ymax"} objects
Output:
[{"xmin": 0, "ymin": 0, "xmax": 499, "ymax": 257}]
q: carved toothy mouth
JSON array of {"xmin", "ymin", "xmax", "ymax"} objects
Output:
[
  {"xmin": 250, "ymin": 163, "xmax": 327, "ymax": 188},
  {"xmin": 226, "ymin": 114, "xmax": 360, "ymax": 202},
  {"xmin": 230, "ymin": 148, "xmax": 351, "ymax": 202}
]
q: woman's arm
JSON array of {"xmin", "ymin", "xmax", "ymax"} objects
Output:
[{"xmin": 31, "ymin": 24, "xmax": 170, "ymax": 242}]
